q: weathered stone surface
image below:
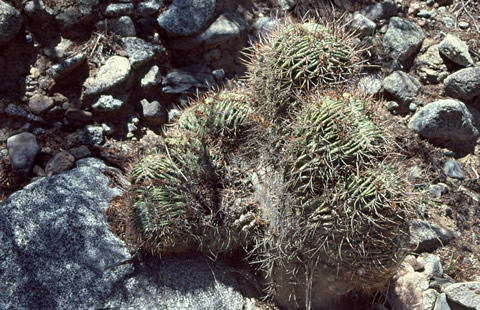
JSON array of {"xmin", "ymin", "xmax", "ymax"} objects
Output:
[
  {"xmin": 55, "ymin": 1, "xmax": 99, "ymax": 39},
  {"xmin": 69, "ymin": 145, "xmax": 91, "ymax": 160},
  {"xmin": 140, "ymin": 65, "xmax": 162, "ymax": 88},
  {"xmin": 28, "ymin": 94, "xmax": 54, "ymax": 115},
  {"xmin": 439, "ymin": 34, "xmax": 475, "ymax": 67},
  {"xmin": 104, "ymin": 3, "xmax": 134, "ymax": 17},
  {"xmin": 45, "ymin": 150, "xmax": 75, "ymax": 175},
  {"xmin": 24, "ymin": 0, "xmax": 54, "ymax": 22},
  {"xmin": 416, "ymin": 43, "xmax": 449, "ymax": 84},
  {"xmin": 76, "ymin": 126, "xmax": 104, "ymax": 145},
  {"xmin": 140, "ymin": 99, "xmax": 167, "ymax": 124},
  {"xmin": 6, "ymin": 132, "xmax": 39, "ymax": 176},
  {"xmin": 96, "ymin": 16, "xmax": 136, "ymax": 37},
  {"xmin": 384, "ymin": 17, "xmax": 425, "ymax": 62},
  {"xmin": 92, "ymin": 94, "xmax": 128, "ymax": 112},
  {"xmin": 121, "ymin": 37, "xmax": 165, "ymax": 67},
  {"xmin": 278, "ymin": 0, "xmax": 295, "ymax": 10},
  {"xmin": 444, "ymin": 67, "xmax": 480, "ymax": 102},
  {"xmin": 424, "ymin": 289, "xmax": 439, "ymax": 310},
  {"xmin": 443, "ymin": 160, "xmax": 464, "ymax": 180},
  {"xmin": 389, "ymin": 262, "xmax": 424, "ymax": 310},
  {"xmin": 383, "ymin": 71, "xmax": 421, "ymax": 105},
  {"xmin": 433, "ymin": 293, "xmax": 451, "ymax": 310},
  {"xmin": 358, "ymin": 73, "xmax": 382, "ymax": 96},
  {"xmin": 0, "ymin": 1, "xmax": 22, "ymax": 45},
  {"xmin": 409, "ymin": 219, "xmax": 456, "ymax": 252},
  {"xmin": 84, "ymin": 56, "xmax": 131, "ymax": 96},
  {"xmin": 137, "ymin": 0, "xmax": 164, "ymax": 16},
  {"xmin": 162, "ymin": 67, "xmax": 216, "ymax": 94},
  {"xmin": 408, "ymin": 99, "xmax": 479, "ymax": 144},
  {"xmin": 171, "ymin": 13, "xmax": 246, "ymax": 49},
  {"xmin": 357, "ymin": 1, "xmax": 397, "ymax": 22},
  {"xmin": 48, "ymin": 53, "xmax": 88, "ymax": 81},
  {"xmin": 417, "ymin": 253, "xmax": 443, "ymax": 279},
  {"xmin": 444, "ymin": 282, "xmax": 480, "ymax": 310},
  {"xmin": 66, "ymin": 108, "xmax": 93, "ymax": 123},
  {"xmin": 157, "ymin": 0, "xmax": 216, "ymax": 36},
  {"xmin": 349, "ymin": 13, "xmax": 376, "ymax": 37}
]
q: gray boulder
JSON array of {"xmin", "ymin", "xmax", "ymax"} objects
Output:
[
  {"xmin": 356, "ymin": 1, "xmax": 397, "ymax": 22},
  {"xmin": 439, "ymin": 34, "xmax": 475, "ymax": 68},
  {"xmin": 6, "ymin": 132, "xmax": 39, "ymax": 176},
  {"xmin": 162, "ymin": 67, "xmax": 216, "ymax": 94},
  {"xmin": 170, "ymin": 13, "xmax": 247, "ymax": 49},
  {"xmin": 0, "ymin": 158, "xmax": 262, "ymax": 309},
  {"xmin": 408, "ymin": 99, "xmax": 479, "ymax": 145},
  {"xmin": 444, "ymin": 67, "xmax": 480, "ymax": 102},
  {"xmin": 84, "ymin": 56, "xmax": 131, "ymax": 96},
  {"xmin": 383, "ymin": 71, "xmax": 421, "ymax": 105},
  {"xmin": 121, "ymin": 37, "xmax": 165, "ymax": 67},
  {"xmin": 0, "ymin": 0, "xmax": 22, "ymax": 45},
  {"xmin": 443, "ymin": 282, "xmax": 480, "ymax": 310},
  {"xmin": 383, "ymin": 17, "xmax": 425, "ymax": 62},
  {"xmin": 415, "ymin": 44, "xmax": 449, "ymax": 84},
  {"xmin": 409, "ymin": 219, "xmax": 457, "ymax": 253},
  {"xmin": 157, "ymin": 0, "xmax": 216, "ymax": 36}
]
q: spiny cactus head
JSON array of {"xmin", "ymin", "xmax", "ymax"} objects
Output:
[{"xmin": 245, "ymin": 19, "xmax": 363, "ymax": 116}]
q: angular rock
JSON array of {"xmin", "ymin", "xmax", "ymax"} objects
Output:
[
  {"xmin": 384, "ymin": 71, "xmax": 421, "ymax": 105},
  {"xmin": 55, "ymin": 1, "xmax": 99, "ymax": 39},
  {"xmin": 417, "ymin": 253, "xmax": 443, "ymax": 279},
  {"xmin": 28, "ymin": 94, "xmax": 54, "ymax": 115},
  {"xmin": 349, "ymin": 13, "xmax": 376, "ymax": 37},
  {"xmin": 76, "ymin": 126, "xmax": 104, "ymax": 145},
  {"xmin": 389, "ymin": 262, "xmax": 424, "ymax": 310},
  {"xmin": 6, "ymin": 132, "xmax": 39, "ymax": 176},
  {"xmin": 104, "ymin": 3, "xmax": 134, "ymax": 17},
  {"xmin": 140, "ymin": 99, "xmax": 167, "ymax": 124},
  {"xmin": 0, "ymin": 1, "xmax": 22, "ymax": 45},
  {"xmin": 121, "ymin": 37, "xmax": 165, "ymax": 67},
  {"xmin": 137, "ymin": 0, "xmax": 164, "ymax": 16},
  {"xmin": 356, "ymin": 1, "xmax": 397, "ymax": 22},
  {"xmin": 433, "ymin": 293, "xmax": 451, "ymax": 310},
  {"xmin": 141, "ymin": 65, "xmax": 162, "ymax": 88},
  {"xmin": 162, "ymin": 67, "xmax": 216, "ymax": 94},
  {"xmin": 439, "ymin": 34, "xmax": 474, "ymax": 68},
  {"xmin": 157, "ymin": 0, "xmax": 216, "ymax": 36},
  {"xmin": 92, "ymin": 94, "xmax": 128, "ymax": 112},
  {"xmin": 69, "ymin": 145, "xmax": 91, "ymax": 160},
  {"xmin": 444, "ymin": 67, "xmax": 480, "ymax": 102},
  {"xmin": 410, "ymin": 219, "xmax": 456, "ymax": 252},
  {"xmin": 278, "ymin": 0, "xmax": 296, "ymax": 10},
  {"xmin": 415, "ymin": 44, "xmax": 449, "ymax": 84},
  {"xmin": 6, "ymin": 103, "xmax": 28, "ymax": 119},
  {"xmin": 444, "ymin": 282, "xmax": 480, "ymax": 310},
  {"xmin": 428, "ymin": 183, "xmax": 449, "ymax": 198},
  {"xmin": 384, "ymin": 17, "xmax": 425, "ymax": 62},
  {"xmin": 24, "ymin": 0, "xmax": 54, "ymax": 22},
  {"xmin": 45, "ymin": 150, "xmax": 75, "ymax": 176},
  {"xmin": 170, "ymin": 13, "xmax": 247, "ymax": 49},
  {"xmin": 358, "ymin": 73, "xmax": 382, "ymax": 96},
  {"xmin": 443, "ymin": 160, "xmax": 464, "ymax": 180},
  {"xmin": 424, "ymin": 289, "xmax": 439, "ymax": 310},
  {"xmin": 96, "ymin": 16, "xmax": 136, "ymax": 37},
  {"xmin": 408, "ymin": 99, "xmax": 479, "ymax": 144},
  {"xmin": 84, "ymin": 56, "xmax": 131, "ymax": 96}
]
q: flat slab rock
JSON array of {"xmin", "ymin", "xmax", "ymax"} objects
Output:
[
  {"xmin": 0, "ymin": 158, "xmax": 262, "ymax": 309},
  {"xmin": 443, "ymin": 281, "xmax": 480, "ymax": 310}
]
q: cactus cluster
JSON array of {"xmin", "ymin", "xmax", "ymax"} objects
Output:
[{"xmin": 109, "ymin": 19, "xmax": 410, "ymax": 310}]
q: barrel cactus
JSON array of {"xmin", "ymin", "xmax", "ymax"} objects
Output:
[{"xmin": 107, "ymin": 19, "xmax": 411, "ymax": 310}]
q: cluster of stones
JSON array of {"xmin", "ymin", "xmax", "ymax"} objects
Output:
[{"xmin": 0, "ymin": 0, "xmax": 278, "ymax": 176}]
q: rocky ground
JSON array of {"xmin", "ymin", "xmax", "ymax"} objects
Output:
[{"xmin": 1, "ymin": 0, "xmax": 480, "ymax": 309}]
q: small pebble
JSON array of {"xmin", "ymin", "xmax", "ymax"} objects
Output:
[
  {"xmin": 443, "ymin": 160, "xmax": 464, "ymax": 180},
  {"xmin": 458, "ymin": 21, "xmax": 470, "ymax": 29}
]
